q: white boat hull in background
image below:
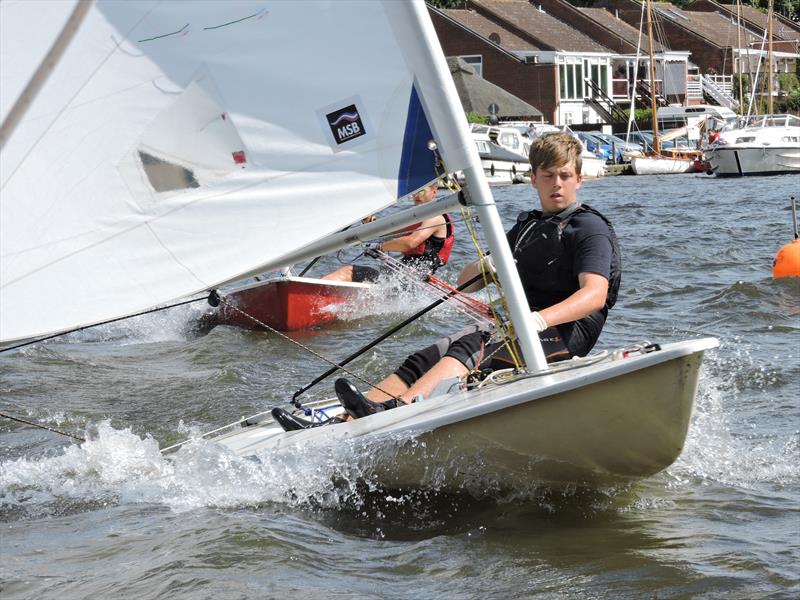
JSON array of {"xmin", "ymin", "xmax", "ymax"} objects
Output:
[
  {"xmin": 205, "ymin": 338, "xmax": 718, "ymax": 490},
  {"xmin": 581, "ymin": 154, "xmax": 606, "ymax": 178},
  {"xmin": 705, "ymin": 146, "xmax": 800, "ymax": 176},
  {"xmin": 630, "ymin": 156, "xmax": 694, "ymax": 175}
]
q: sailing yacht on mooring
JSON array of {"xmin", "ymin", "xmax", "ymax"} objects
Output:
[
  {"xmin": 0, "ymin": 0, "xmax": 717, "ymax": 490},
  {"xmin": 630, "ymin": 0, "xmax": 697, "ymax": 176}
]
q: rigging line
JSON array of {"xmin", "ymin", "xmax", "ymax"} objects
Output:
[
  {"xmin": 461, "ymin": 204, "xmax": 522, "ymax": 363},
  {"xmin": 377, "ymin": 259, "xmax": 494, "ymax": 324},
  {"xmin": 0, "ymin": 411, "xmax": 85, "ymax": 442},
  {"xmin": 215, "ymin": 297, "xmax": 402, "ymax": 404},
  {"xmin": 378, "ymin": 265, "xmax": 493, "ymax": 327},
  {"xmin": 290, "ymin": 271, "xmax": 486, "ymax": 402},
  {"xmin": 0, "ymin": 295, "xmax": 208, "ymax": 353}
]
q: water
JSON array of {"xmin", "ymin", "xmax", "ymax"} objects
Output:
[{"xmin": 2, "ymin": 173, "xmax": 798, "ymax": 599}]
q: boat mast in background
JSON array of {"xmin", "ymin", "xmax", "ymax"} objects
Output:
[
  {"xmin": 645, "ymin": 0, "xmax": 661, "ymax": 156},
  {"xmin": 736, "ymin": 0, "xmax": 744, "ymax": 116},
  {"xmin": 767, "ymin": 0, "xmax": 774, "ymax": 115}
]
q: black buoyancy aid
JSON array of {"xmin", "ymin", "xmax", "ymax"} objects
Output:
[
  {"xmin": 510, "ymin": 203, "xmax": 621, "ymax": 311},
  {"xmin": 401, "ymin": 213, "xmax": 454, "ymax": 267}
]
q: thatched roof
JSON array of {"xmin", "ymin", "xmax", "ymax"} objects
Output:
[{"xmin": 447, "ymin": 57, "xmax": 543, "ymax": 120}]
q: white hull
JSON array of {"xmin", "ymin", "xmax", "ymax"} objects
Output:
[
  {"xmin": 630, "ymin": 156, "xmax": 694, "ymax": 175},
  {"xmin": 479, "ymin": 158, "xmax": 529, "ymax": 184},
  {"xmin": 705, "ymin": 145, "xmax": 800, "ymax": 176},
  {"xmin": 203, "ymin": 338, "xmax": 718, "ymax": 490},
  {"xmin": 581, "ymin": 155, "xmax": 606, "ymax": 178}
]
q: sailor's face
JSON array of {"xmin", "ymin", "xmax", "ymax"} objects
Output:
[
  {"xmin": 531, "ymin": 162, "xmax": 582, "ymax": 213},
  {"xmin": 412, "ymin": 184, "xmax": 437, "ymax": 204}
]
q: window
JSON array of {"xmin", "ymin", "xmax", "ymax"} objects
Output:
[
  {"xmin": 559, "ymin": 57, "xmax": 609, "ymax": 100},
  {"xmin": 139, "ymin": 151, "xmax": 199, "ymax": 192},
  {"xmin": 500, "ymin": 132, "xmax": 519, "ymax": 151},
  {"xmin": 460, "ymin": 55, "xmax": 483, "ymax": 78}
]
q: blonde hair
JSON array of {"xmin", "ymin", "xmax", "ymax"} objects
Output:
[{"xmin": 528, "ymin": 132, "xmax": 583, "ymax": 175}]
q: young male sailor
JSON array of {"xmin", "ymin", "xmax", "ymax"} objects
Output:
[
  {"xmin": 321, "ymin": 183, "xmax": 454, "ymax": 282},
  {"xmin": 273, "ymin": 133, "xmax": 620, "ymax": 430}
]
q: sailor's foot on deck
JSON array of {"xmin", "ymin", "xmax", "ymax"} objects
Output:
[
  {"xmin": 271, "ymin": 407, "xmax": 344, "ymax": 432},
  {"xmin": 334, "ymin": 378, "xmax": 402, "ymax": 419}
]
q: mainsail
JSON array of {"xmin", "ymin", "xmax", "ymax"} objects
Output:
[{"xmin": 0, "ymin": 0, "xmax": 475, "ymax": 345}]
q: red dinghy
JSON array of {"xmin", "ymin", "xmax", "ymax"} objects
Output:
[{"xmin": 215, "ymin": 276, "xmax": 372, "ymax": 332}]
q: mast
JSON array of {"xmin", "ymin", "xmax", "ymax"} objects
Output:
[
  {"xmin": 402, "ymin": 1, "xmax": 548, "ymax": 370},
  {"xmin": 736, "ymin": 0, "xmax": 744, "ymax": 116},
  {"xmin": 767, "ymin": 0, "xmax": 774, "ymax": 115},
  {"xmin": 645, "ymin": 0, "xmax": 661, "ymax": 155}
]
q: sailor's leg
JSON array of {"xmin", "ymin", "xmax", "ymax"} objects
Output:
[
  {"xmin": 366, "ymin": 374, "xmax": 409, "ymax": 402},
  {"xmin": 399, "ymin": 357, "xmax": 468, "ymax": 402}
]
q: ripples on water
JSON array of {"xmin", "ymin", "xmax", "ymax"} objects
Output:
[{"xmin": 1, "ymin": 174, "xmax": 799, "ymax": 599}]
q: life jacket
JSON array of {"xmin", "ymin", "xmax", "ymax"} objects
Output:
[
  {"xmin": 401, "ymin": 213, "xmax": 454, "ymax": 268},
  {"xmin": 509, "ymin": 203, "xmax": 621, "ymax": 312}
]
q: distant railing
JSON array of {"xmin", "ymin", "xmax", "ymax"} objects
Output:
[
  {"xmin": 687, "ymin": 74, "xmax": 703, "ymax": 100},
  {"xmin": 705, "ymin": 74, "xmax": 733, "ymax": 94},
  {"xmin": 700, "ymin": 74, "xmax": 739, "ymax": 110}
]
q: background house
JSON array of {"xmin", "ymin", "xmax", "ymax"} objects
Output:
[{"xmin": 432, "ymin": 0, "xmax": 627, "ymax": 126}]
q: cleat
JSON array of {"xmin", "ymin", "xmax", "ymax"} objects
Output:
[{"xmin": 271, "ymin": 407, "xmax": 343, "ymax": 431}]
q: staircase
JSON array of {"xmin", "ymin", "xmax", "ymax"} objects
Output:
[
  {"xmin": 636, "ymin": 80, "xmax": 669, "ymax": 109},
  {"xmin": 584, "ymin": 79, "xmax": 629, "ymax": 123},
  {"xmin": 700, "ymin": 74, "xmax": 739, "ymax": 111}
]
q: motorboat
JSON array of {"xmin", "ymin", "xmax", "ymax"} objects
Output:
[
  {"xmin": 470, "ymin": 124, "xmax": 530, "ymax": 184},
  {"xmin": 704, "ymin": 114, "xmax": 800, "ymax": 176}
]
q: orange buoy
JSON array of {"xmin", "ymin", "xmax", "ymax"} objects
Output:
[
  {"xmin": 772, "ymin": 239, "xmax": 800, "ymax": 278},
  {"xmin": 772, "ymin": 197, "xmax": 800, "ymax": 278}
]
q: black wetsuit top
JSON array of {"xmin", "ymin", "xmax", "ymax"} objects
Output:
[{"xmin": 505, "ymin": 203, "xmax": 621, "ymax": 356}]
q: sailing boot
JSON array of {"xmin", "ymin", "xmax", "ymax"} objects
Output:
[
  {"xmin": 333, "ymin": 378, "xmax": 403, "ymax": 419},
  {"xmin": 271, "ymin": 407, "xmax": 344, "ymax": 432}
]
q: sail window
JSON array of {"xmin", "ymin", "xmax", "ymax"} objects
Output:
[{"xmin": 138, "ymin": 151, "xmax": 200, "ymax": 192}]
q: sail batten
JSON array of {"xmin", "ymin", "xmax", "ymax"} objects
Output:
[{"xmin": 1, "ymin": 1, "xmax": 473, "ymax": 344}]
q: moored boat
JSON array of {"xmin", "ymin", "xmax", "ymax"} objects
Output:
[
  {"xmin": 704, "ymin": 114, "xmax": 800, "ymax": 176},
  {"xmin": 630, "ymin": 154, "xmax": 695, "ymax": 175}
]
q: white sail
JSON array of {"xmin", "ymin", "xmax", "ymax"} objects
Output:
[{"xmin": 0, "ymin": 0, "xmax": 472, "ymax": 345}]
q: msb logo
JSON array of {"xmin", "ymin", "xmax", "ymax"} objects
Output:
[{"xmin": 326, "ymin": 104, "xmax": 366, "ymax": 145}]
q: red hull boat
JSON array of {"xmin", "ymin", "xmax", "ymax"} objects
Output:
[{"xmin": 216, "ymin": 276, "xmax": 372, "ymax": 331}]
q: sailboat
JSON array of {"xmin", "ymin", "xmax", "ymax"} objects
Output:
[
  {"xmin": 1, "ymin": 0, "xmax": 717, "ymax": 490},
  {"xmin": 630, "ymin": 0, "xmax": 697, "ymax": 176}
]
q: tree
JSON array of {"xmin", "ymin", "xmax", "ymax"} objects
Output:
[{"xmin": 427, "ymin": 0, "xmax": 467, "ymax": 9}]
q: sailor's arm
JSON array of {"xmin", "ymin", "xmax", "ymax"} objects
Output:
[
  {"xmin": 381, "ymin": 216, "xmax": 443, "ymax": 252},
  {"xmin": 456, "ymin": 255, "xmax": 494, "ymax": 292},
  {"xmin": 538, "ymin": 272, "xmax": 608, "ymax": 328}
]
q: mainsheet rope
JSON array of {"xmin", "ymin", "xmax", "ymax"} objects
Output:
[
  {"xmin": 0, "ymin": 411, "xmax": 85, "ymax": 442},
  {"xmin": 0, "ymin": 295, "xmax": 210, "ymax": 353}
]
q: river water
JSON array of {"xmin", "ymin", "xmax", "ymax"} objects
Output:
[{"xmin": 1, "ymin": 173, "xmax": 798, "ymax": 599}]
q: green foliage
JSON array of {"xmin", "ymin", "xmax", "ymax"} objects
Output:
[
  {"xmin": 777, "ymin": 73, "xmax": 799, "ymax": 93},
  {"xmin": 426, "ymin": 0, "xmax": 467, "ymax": 8},
  {"xmin": 622, "ymin": 108, "xmax": 653, "ymax": 122},
  {"xmin": 776, "ymin": 89, "xmax": 800, "ymax": 112},
  {"xmin": 734, "ymin": 73, "xmax": 752, "ymax": 103},
  {"xmin": 466, "ymin": 112, "xmax": 488, "ymax": 124}
]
